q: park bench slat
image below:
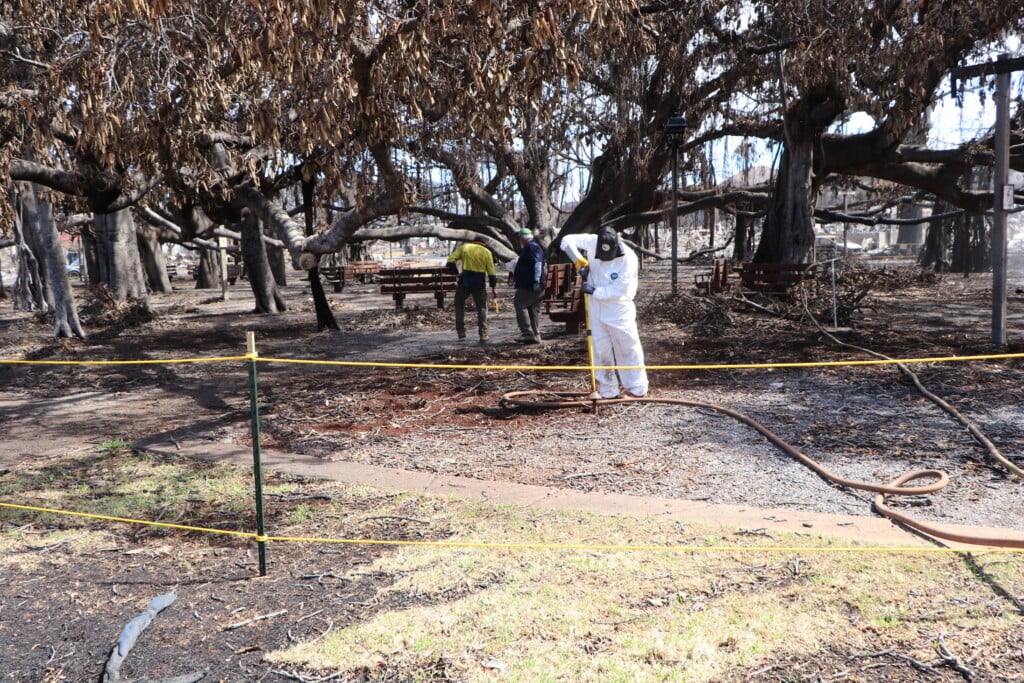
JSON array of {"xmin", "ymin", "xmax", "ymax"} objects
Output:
[
  {"xmin": 320, "ymin": 261, "xmax": 382, "ymax": 292},
  {"xmin": 378, "ymin": 266, "xmax": 458, "ymax": 309},
  {"xmin": 738, "ymin": 262, "xmax": 817, "ymax": 294},
  {"xmin": 542, "ymin": 262, "xmax": 586, "ymax": 334},
  {"xmin": 694, "ymin": 258, "xmax": 731, "ymax": 295}
]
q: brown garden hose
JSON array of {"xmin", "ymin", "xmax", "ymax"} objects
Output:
[{"xmin": 499, "ymin": 390, "xmax": 1024, "ymax": 549}]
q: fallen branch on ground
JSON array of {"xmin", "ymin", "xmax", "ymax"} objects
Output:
[
  {"xmin": 103, "ymin": 591, "xmax": 207, "ymax": 683},
  {"xmin": 222, "ymin": 609, "xmax": 288, "ymax": 631}
]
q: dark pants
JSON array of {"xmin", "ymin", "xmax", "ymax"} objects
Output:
[
  {"xmin": 454, "ymin": 286, "xmax": 488, "ymax": 339},
  {"xmin": 514, "ymin": 288, "xmax": 545, "ymax": 341}
]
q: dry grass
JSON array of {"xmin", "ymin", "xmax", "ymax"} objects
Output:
[
  {"xmin": 265, "ymin": 498, "xmax": 1024, "ymax": 681},
  {"xmin": 3, "ymin": 448, "xmax": 1024, "ymax": 681}
]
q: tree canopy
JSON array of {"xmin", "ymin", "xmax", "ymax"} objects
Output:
[{"xmin": 2, "ymin": 1, "xmax": 1023, "ymax": 327}]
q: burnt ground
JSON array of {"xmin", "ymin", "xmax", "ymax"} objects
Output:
[{"xmin": 2, "ymin": 260, "xmax": 1024, "ymax": 681}]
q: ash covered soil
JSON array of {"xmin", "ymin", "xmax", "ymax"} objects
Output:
[
  {"xmin": 2, "ymin": 261, "xmax": 1024, "ymax": 682},
  {"xmin": 3, "ymin": 262, "xmax": 1022, "ymax": 532}
]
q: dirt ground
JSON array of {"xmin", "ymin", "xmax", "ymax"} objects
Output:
[{"xmin": 2, "ymin": 260, "xmax": 1024, "ymax": 681}]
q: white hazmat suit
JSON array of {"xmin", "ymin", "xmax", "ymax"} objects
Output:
[{"xmin": 560, "ymin": 230, "xmax": 649, "ymax": 399}]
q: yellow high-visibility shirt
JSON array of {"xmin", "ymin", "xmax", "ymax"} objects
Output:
[{"xmin": 447, "ymin": 242, "xmax": 496, "ymax": 276}]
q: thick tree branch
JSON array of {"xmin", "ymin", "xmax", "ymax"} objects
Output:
[{"xmin": 10, "ymin": 158, "xmax": 93, "ymax": 196}]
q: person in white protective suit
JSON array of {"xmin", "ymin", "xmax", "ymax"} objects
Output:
[{"xmin": 560, "ymin": 226, "xmax": 649, "ymax": 399}]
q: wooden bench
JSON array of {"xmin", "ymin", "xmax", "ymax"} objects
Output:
[
  {"xmin": 321, "ymin": 261, "xmax": 382, "ymax": 292},
  {"xmin": 694, "ymin": 258, "xmax": 731, "ymax": 295},
  {"xmin": 347, "ymin": 260, "xmax": 381, "ymax": 281},
  {"xmin": 738, "ymin": 262, "xmax": 817, "ymax": 295},
  {"xmin": 378, "ymin": 266, "xmax": 458, "ymax": 310},
  {"xmin": 543, "ymin": 262, "xmax": 586, "ymax": 334}
]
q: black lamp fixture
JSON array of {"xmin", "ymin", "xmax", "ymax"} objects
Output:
[
  {"xmin": 664, "ymin": 115, "xmax": 686, "ymax": 292},
  {"xmin": 664, "ymin": 116, "xmax": 687, "ymax": 138}
]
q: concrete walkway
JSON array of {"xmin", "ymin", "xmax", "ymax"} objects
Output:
[{"xmin": 136, "ymin": 430, "xmax": 969, "ymax": 548}]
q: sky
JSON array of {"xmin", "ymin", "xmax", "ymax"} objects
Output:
[
  {"xmin": 710, "ymin": 40, "xmax": 1024, "ymax": 183},
  {"xmin": 929, "ymin": 68, "xmax": 1024, "ymax": 148},
  {"xmin": 709, "ymin": 71, "xmax": 1023, "ymax": 187}
]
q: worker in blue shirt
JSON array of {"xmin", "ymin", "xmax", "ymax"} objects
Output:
[{"xmin": 512, "ymin": 228, "xmax": 546, "ymax": 344}]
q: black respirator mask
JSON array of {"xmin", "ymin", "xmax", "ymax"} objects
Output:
[{"xmin": 596, "ymin": 227, "xmax": 624, "ymax": 261}]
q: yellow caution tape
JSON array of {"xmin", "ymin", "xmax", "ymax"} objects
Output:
[
  {"xmin": 2, "ymin": 502, "xmax": 1020, "ymax": 554},
  {"xmin": 2, "ymin": 352, "xmax": 1021, "ymax": 372}
]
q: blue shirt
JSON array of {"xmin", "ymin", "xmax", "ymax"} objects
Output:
[{"xmin": 513, "ymin": 239, "xmax": 545, "ymax": 290}]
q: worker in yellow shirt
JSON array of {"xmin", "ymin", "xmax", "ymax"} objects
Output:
[{"xmin": 446, "ymin": 240, "xmax": 498, "ymax": 342}]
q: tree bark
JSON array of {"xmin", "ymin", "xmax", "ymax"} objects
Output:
[
  {"xmin": 37, "ymin": 199, "xmax": 86, "ymax": 338},
  {"xmin": 302, "ymin": 177, "xmax": 339, "ymax": 331},
  {"xmin": 80, "ymin": 224, "xmax": 100, "ymax": 286},
  {"xmin": 950, "ymin": 212, "xmax": 989, "ymax": 275},
  {"xmin": 12, "ymin": 188, "xmax": 47, "ymax": 311},
  {"xmin": 501, "ymin": 132, "xmax": 554, "ymax": 244},
  {"xmin": 733, "ymin": 213, "xmax": 754, "ymax": 262},
  {"xmin": 753, "ymin": 136, "xmax": 816, "ymax": 264},
  {"xmin": 266, "ymin": 238, "xmax": 287, "ymax": 287},
  {"xmin": 559, "ymin": 145, "xmax": 662, "ymax": 239},
  {"xmin": 195, "ymin": 246, "xmax": 222, "ymax": 289},
  {"xmin": 238, "ymin": 209, "xmax": 286, "ymax": 314},
  {"xmin": 919, "ymin": 200, "xmax": 951, "ymax": 272},
  {"xmin": 13, "ymin": 186, "xmax": 85, "ymax": 336},
  {"xmin": 94, "ymin": 209, "xmax": 149, "ymax": 303},
  {"xmin": 137, "ymin": 225, "xmax": 173, "ymax": 294}
]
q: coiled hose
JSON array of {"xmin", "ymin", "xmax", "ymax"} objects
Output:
[{"xmin": 499, "ymin": 390, "xmax": 1024, "ymax": 549}]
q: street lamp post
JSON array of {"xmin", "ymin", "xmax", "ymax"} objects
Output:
[
  {"xmin": 842, "ymin": 194, "xmax": 849, "ymax": 259},
  {"xmin": 665, "ymin": 116, "xmax": 687, "ymax": 293}
]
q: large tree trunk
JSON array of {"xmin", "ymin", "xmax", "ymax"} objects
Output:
[
  {"xmin": 37, "ymin": 198, "xmax": 86, "ymax": 338},
  {"xmin": 12, "ymin": 188, "xmax": 47, "ymax": 311},
  {"xmin": 239, "ymin": 209, "xmax": 286, "ymax": 313},
  {"xmin": 138, "ymin": 225, "xmax": 173, "ymax": 294},
  {"xmin": 266, "ymin": 241, "xmax": 287, "ymax": 287},
  {"xmin": 559, "ymin": 142, "xmax": 664, "ymax": 240},
  {"xmin": 302, "ymin": 177, "xmax": 339, "ymax": 331},
  {"xmin": 753, "ymin": 138, "xmax": 816, "ymax": 264},
  {"xmin": 919, "ymin": 209, "xmax": 949, "ymax": 272},
  {"xmin": 950, "ymin": 212, "xmax": 990, "ymax": 275},
  {"xmin": 80, "ymin": 224, "xmax": 100, "ymax": 286},
  {"xmin": 195, "ymin": 247, "xmax": 222, "ymax": 289},
  {"xmin": 733, "ymin": 213, "xmax": 754, "ymax": 262},
  {"xmin": 755, "ymin": 82, "xmax": 843, "ymax": 265},
  {"xmin": 13, "ymin": 186, "xmax": 85, "ymax": 336},
  {"xmin": 94, "ymin": 208, "xmax": 149, "ymax": 303},
  {"xmin": 509, "ymin": 135, "xmax": 555, "ymax": 244},
  {"xmin": 519, "ymin": 169, "xmax": 553, "ymax": 241}
]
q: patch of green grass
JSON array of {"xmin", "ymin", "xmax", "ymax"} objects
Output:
[
  {"xmin": 98, "ymin": 438, "xmax": 129, "ymax": 453},
  {"xmin": 0, "ymin": 449, "xmax": 258, "ymax": 532},
  {"xmin": 287, "ymin": 503, "xmax": 313, "ymax": 525}
]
